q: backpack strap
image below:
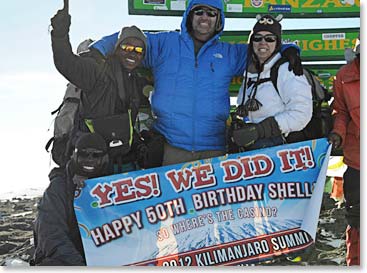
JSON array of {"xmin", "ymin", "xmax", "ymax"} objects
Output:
[
  {"xmin": 45, "ymin": 137, "xmax": 55, "ymax": 152},
  {"xmin": 269, "ymin": 56, "xmax": 289, "ymax": 95}
]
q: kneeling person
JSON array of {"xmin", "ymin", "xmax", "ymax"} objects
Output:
[{"xmin": 32, "ymin": 133, "xmax": 109, "ymax": 266}]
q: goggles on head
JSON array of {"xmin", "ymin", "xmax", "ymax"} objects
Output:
[
  {"xmin": 192, "ymin": 7, "xmax": 218, "ymax": 18},
  {"xmin": 120, "ymin": 44, "xmax": 144, "ymax": 54},
  {"xmin": 253, "ymin": 34, "xmax": 277, "ymax": 43}
]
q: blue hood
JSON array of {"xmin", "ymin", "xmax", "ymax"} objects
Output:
[{"xmin": 181, "ymin": 0, "xmax": 225, "ymax": 39}]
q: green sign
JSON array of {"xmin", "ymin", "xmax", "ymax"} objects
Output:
[
  {"xmin": 221, "ymin": 28, "xmax": 360, "ymax": 61},
  {"xmin": 129, "ymin": 0, "xmax": 360, "ymax": 18}
]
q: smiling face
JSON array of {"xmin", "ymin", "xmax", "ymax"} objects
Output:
[
  {"xmin": 116, "ymin": 37, "xmax": 145, "ymax": 71},
  {"xmin": 190, "ymin": 6, "xmax": 218, "ymax": 42},
  {"xmin": 252, "ymin": 31, "xmax": 278, "ymax": 64},
  {"xmin": 74, "ymin": 148, "xmax": 107, "ymax": 178}
]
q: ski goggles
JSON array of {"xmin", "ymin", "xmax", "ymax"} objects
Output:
[
  {"xmin": 192, "ymin": 8, "xmax": 218, "ymax": 18},
  {"xmin": 120, "ymin": 44, "xmax": 144, "ymax": 55},
  {"xmin": 253, "ymin": 34, "xmax": 277, "ymax": 43}
]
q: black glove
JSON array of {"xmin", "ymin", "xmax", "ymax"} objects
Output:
[
  {"xmin": 281, "ymin": 46, "xmax": 303, "ymax": 76},
  {"xmin": 50, "ymin": 9, "xmax": 71, "ymax": 38},
  {"xmin": 256, "ymin": 116, "xmax": 282, "ymax": 139},
  {"xmin": 136, "ymin": 130, "xmax": 165, "ymax": 169},
  {"xmin": 232, "ymin": 123, "xmax": 259, "ymax": 148},
  {"xmin": 231, "ymin": 117, "xmax": 281, "ymax": 148},
  {"xmin": 328, "ymin": 132, "xmax": 342, "ymax": 150}
]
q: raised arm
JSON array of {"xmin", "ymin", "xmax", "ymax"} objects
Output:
[{"xmin": 50, "ymin": 8, "xmax": 104, "ymax": 91}]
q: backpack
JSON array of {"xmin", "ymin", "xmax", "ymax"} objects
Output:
[
  {"xmin": 45, "ymin": 83, "xmax": 82, "ymax": 166},
  {"xmin": 269, "ymin": 57, "xmax": 333, "ymax": 143},
  {"xmin": 45, "ymin": 56, "xmax": 163, "ymax": 169}
]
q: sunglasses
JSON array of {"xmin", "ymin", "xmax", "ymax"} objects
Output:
[
  {"xmin": 253, "ymin": 34, "xmax": 277, "ymax": 43},
  {"xmin": 193, "ymin": 8, "xmax": 218, "ymax": 18},
  {"xmin": 77, "ymin": 148, "xmax": 105, "ymax": 158},
  {"xmin": 120, "ymin": 44, "xmax": 144, "ymax": 54}
]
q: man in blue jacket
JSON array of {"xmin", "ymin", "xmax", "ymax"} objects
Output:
[{"xmin": 91, "ymin": 0, "xmax": 302, "ymax": 166}]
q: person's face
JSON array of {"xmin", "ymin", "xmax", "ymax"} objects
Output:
[
  {"xmin": 116, "ymin": 37, "xmax": 145, "ymax": 71},
  {"xmin": 75, "ymin": 148, "xmax": 106, "ymax": 178},
  {"xmin": 252, "ymin": 31, "xmax": 277, "ymax": 64},
  {"xmin": 190, "ymin": 6, "xmax": 218, "ymax": 42}
]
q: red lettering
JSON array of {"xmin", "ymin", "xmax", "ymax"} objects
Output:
[
  {"xmin": 252, "ymin": 155, "xmax": 274, "ymax": 177},
  {"xmin": 192, "ymin": 164, "xmax": 216, "ymax": 188},
  {"xmin": 289, "ymin": 150, "xmax": 306, "ymax": 170},
  {"xmin": 112, "ymin": 178, "xmax": 136, "ymax": 203},
  {"xmin": 239, "ymin": 157, "xmax": 254, "ymax": 178},
  {"xmin": 165, "ymin": 169, "xmax": 193, "ymax": 192},
  {"xmin": 91, "ymin": 183, "xmax": 113, "ymax": 207},
  {"xmin": 221, "ymin": 160, "xmax": 243, "ymax": 182},
  {"xmin": 277, "ymin": 150, "xmax": 293, "ymax": 172},
  {"xmin": 135, "ymin": 176, "xmax": 153, "ymax": 198}
]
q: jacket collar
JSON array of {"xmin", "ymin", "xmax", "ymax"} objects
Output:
[{"xmin": 343, "ymin": 58, "xmax": 360, "ymax": 83}]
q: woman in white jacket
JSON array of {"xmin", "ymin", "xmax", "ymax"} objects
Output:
[{"xmin": 232, "ymin": 14, "xmax": 312, "ymax": 150}]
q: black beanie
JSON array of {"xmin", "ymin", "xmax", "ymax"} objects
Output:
[
  {"xmin": 114, "ymin": 25, "xmax": 147, "ymax": 54},
  {"xmin": 252, "ymin": 14, "xmax": 282, "ymax": 38},
  {"xmin": 75, "ymin": 133, "xmax": 107, "ymax": 153}
]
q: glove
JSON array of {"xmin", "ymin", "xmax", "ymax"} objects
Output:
[
  {"xmin": 232, "ymin": 123, "xmax": 259, "ymax": 147},
  {"xmin": 281, "ymin": 46, "xmax": 303, "ymax": 76},
  {"xmin": 328, "ymin": 132, "xmax": 342, "ymax": 150},
  {"xmin": 50, "ymin": 9, "xmax": 71, "ymax": 38},
  {"xmin": 256, "ymin": 116, "xmax": 282, "ymax": 139},
  {"xmin": 231, "ymin": 117, "xmax": 281, "ymax": 148}
]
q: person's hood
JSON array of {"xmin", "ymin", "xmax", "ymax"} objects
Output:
[{"xmin": 181, "ymin": 0, "xmax": 225, "ymax": 41}]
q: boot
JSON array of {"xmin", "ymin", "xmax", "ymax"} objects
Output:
[{"xmin": 346, "ymin": 225, "xmax": 360, "ymax": 266}]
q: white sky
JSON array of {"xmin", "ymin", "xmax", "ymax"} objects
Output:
[{"xmin": 0, "ymin": 1, "xmax": 361, "ymax": 195}]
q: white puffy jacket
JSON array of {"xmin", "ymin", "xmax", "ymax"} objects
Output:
[{"xmin": 237, "ymin": 53, "xmax": 312, "ymax": 136}]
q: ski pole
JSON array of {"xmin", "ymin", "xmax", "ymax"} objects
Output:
[{"xmin": 63, "ymin": 0, "xmax": 69, "ymax": 13}]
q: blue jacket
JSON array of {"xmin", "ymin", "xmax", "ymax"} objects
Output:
[{"xmin": 92, "ymin": 0, "xmax": 278, "ymax": 152}]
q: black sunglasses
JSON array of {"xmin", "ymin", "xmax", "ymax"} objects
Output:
[
  {"xmin": 253, "ymin": 34, "xmax": 277, "ymax": 43},
  {"xmin": 193, "ymin": 8, "xmax": 218, "ymax": 18},
  {"xmin": 78, "ymin": 148, "xmax": 105, "ymax": 158}
]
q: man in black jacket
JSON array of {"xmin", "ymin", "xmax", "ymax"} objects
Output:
[
  {"xmin": 32, "ymin": 133, "xmax": 109, "ymax": 265},
  {"xmin": 50, "ymin": 6, "xmax": 148, "ymax": 172}
]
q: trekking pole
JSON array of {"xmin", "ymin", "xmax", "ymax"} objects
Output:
[{"xmin": 63, "ymin": 0, "xmax": 69, "ymax": 13}]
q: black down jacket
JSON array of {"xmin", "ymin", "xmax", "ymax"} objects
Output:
[{"xmin": 32, "ymin": 167, "xmax": 85, "ymax": 266}]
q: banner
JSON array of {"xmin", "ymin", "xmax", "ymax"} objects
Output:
[
  {"xmin": 128, "ymin": 0, "xmax": 360, "ymax": 18},
  {"xmin": 74, "ymin": 139, "xmax": 331, "ymax": 266}
]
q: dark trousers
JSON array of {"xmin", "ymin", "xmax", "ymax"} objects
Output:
[
  {"xmin": 162, "ymin": 142, "xmax": 225, "ymax": 166},
  {"xmin": 343, "ymin": 166, "xmax": 360, "ymax": 228}
]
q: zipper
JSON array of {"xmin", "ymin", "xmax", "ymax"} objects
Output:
[{"xmin": 192, "ymin": 55, "xmax": 198, "ymax": 151}]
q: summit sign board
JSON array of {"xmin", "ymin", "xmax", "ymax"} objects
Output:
[{"xmin": 128, "ymin": 0, "xmax": 360, "ymax": 18}]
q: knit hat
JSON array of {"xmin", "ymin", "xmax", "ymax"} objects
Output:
[
  {"xmin": 75, "ymin": 132, "xmax": 107, "ymax": 153},
  {"xmin": 252, "ymin": 14, "xmax": 282, "ymax": 38},
  {"xmin": 114, "ymin": 25, "xmax": 147, "ymax": 54}
]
